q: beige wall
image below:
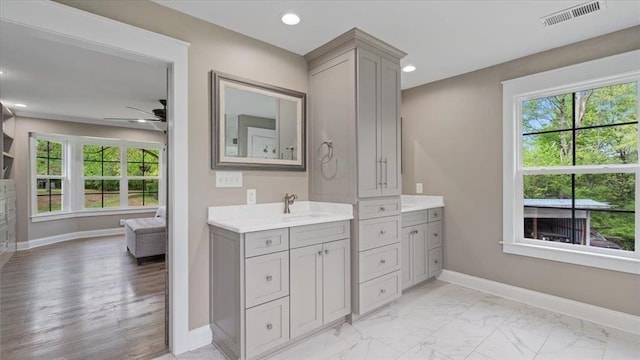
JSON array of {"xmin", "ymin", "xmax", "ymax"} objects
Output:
[
  {"xmin": 401, "ymin": 26, "xmax": 640, "ymax": 316},
  {"xmin": 14, "ymin": 116, "xmax": 165, "ymax": 243},
  {"xmin": 57, "ymin": 0, "xmax": 309, "ymax": 329}
]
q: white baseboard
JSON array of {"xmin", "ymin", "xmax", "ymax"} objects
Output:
[
  {"xmin": 437, "ymin": 269, "xmax": 640, "ymax": 335},
  {"xmin": 188, "ymin": 324, "xmax": 213, "ymax": 352},
  {"xmin": 18, "ymin": 228, "xmax": 124, "ymax": 250}
]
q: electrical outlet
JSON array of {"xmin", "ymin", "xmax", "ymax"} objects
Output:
[
  {"xmin": 119, "ymin": 219, "xmax": 126, "ymax": 226},
  {"xmin": 216, "ymin": 171, "xmax": 243, "ymax": 188},
  {"xmin": 416, "ymin": 183, "xmax": 423, "ymax": 194},
  {"xmin": 247, "ymin": 189, "xmax": 256, "ymax": 205}
]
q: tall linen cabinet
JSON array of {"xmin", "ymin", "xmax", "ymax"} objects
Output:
[{"xmin": 306, "ymin": 28, "xmax": 406, "ymax": 318}]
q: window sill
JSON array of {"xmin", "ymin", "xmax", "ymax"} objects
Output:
[
  {"xmin": 31, "ymin": 207, "xmax": 158, "ymax": 223},
  {"xmin": 502, "ymin": 241, "xmax": 640, "ymax": 275}
]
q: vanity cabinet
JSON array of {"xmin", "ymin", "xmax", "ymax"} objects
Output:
[
  {"xmin": 290, "ymin": 238, "xmax": 350, "ymax": 339},
  {"xmin": 401, "ymin": 207, "xmax": 443, "ymax": 290},
  {"xmin": 210, "ymin": 220, "xmax": 350, "ymax": 360},
  {"xmin": 306, "ymin": 28, "xmax": 406, "ymax": 320}
]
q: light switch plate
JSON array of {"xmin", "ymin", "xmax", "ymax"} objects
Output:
[
  {"xmin": 247, "ymin": 189, "xmax": 256, "ymax": 205},
  {"xmin": 416, "ymin": 183, "xmax": 423, "ymax": 194},
  {"xmin": 216, "ymin": 171, "xmax": 243, "ymax": 188}
]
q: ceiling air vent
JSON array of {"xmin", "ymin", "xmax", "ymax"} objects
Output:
[{"xmin": 541, "ymin": 1, "xmax": 607, "ymax": 27}]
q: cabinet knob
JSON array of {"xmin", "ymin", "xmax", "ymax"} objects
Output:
[
  {"xmin": 380, "ymin": 259, "xmax": 386, "ymax": 264},
  {"xmin": 266, "ymin": 323, "xmax": 273, "ymax": 330},
  {"xmin": 266, "ymin": 275, "xmax": 273, "ymax": 282},
  {"xmin": 325, "ymin": 249, "xmax": 329, "ymax": 254},
  {"xmin": 318, "ymin": 251, "xmax": 323, "ymax": 256},
  {"xmin": 434, "ymin": 212, "xmax": 438, "ymax": 217},
  {"xmin": 379, "ymin": 288, "xmax": 386, "ymax": 295},
  {"xmin": 379, "ymin": 230, "xmax": 386, "ymax": 235},
  {"xmin": 434, "ymin": 233, "xmax": 438, "ymax": 237},
  {"xmin": 434, "ymin": 260, "xmax": 439, "ymax": 264},
  {"xmin": 380, "ymin": 207, "xmax": 386, "ymax": 211},
  {"xmin": 265, "ymin": 239, "xmax": 272, "ymax": 246}
]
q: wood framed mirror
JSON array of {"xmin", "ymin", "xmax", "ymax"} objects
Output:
[{"xmin": 211, "ymin": 71, "xmax": 306, "ymax": 171}]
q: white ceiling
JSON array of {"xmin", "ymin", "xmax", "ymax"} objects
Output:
[
  {"xmin": 0, "ymin": 21, "xmax": 168, "ymax": 130},
  {"xmin": 154, "ymin": 0, "xmax": 640, "ymax": 89}
]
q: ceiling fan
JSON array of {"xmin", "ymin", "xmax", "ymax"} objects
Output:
[{"xmin": 104, "ymin": 99, "xmax": 166, "ymax": 123}]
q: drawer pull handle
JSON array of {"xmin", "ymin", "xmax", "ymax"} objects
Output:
[
  {"xmin": 266, "ymin": 323, "xmax": 273, "ymax": 330},
  {"xmin": 379, "ymin": 230, "xmax": 386, "ymax": 235},
  {"xmin": 266, "ymin": 275, "xmax": 273, "ymax": 282},
  {"xmin": 325, "ymin": 249, "xmax": 329, "ymax": 254},
  {"xmin": 380, "ymin": 259, "xmax": 386, "ymax": 264},
  {"xmin": 434, "ymin": 212, "xmax": 438, "ymax": 217},
  {"xmin": 318, "ymin": 251, "xmax": 323, "ymax": 256},
  {"xmin": 379, "ymin": 288, "xmax": 386, "ymax": 294},
  {"xmin": 265, "ymin": 239, "xmax": 272, "ymax": 246},
  {"xmin": 380, "ymin": 207, "xmax": 386, "ymax": 211},
  {"xmin": 412, "ymin": 230, "xmax": 418, "ymax": 235}
]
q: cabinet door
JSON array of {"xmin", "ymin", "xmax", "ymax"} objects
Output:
[
  {"xmin": 290, "ymin": 244, "xmax": 323, "ymax": 339},
  {"xmin": 357, "ymin": 48, "xmax": 382, "ymax": 198},
  {"xmin": 401, "ymin": 227, "xmax": 412, "ymax": 290},
  {"xmin": 380, "ymin": 57, "xmax": 401, "ymax": 196},
  {"xmin": 322, "ymin": 239, "xmax": 351, "ymax": 323},
  {"xmin": 412, "ymin": 224, "xmax": 428, "ymax": 284}
]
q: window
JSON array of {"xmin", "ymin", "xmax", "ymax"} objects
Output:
[
  {"xmin": 31, "ymin": 134, "xmax": 164, "ymax": 218},
  {"xmin": 35, "ymin": 139, "xmax": 65, "ymax": 213},
  {"xmin": 127, "ymin": 148, "xmax": 160, "ymax": 207},
  {"xmin": 503, "ymin": 50, "xmax": 640, "ymax": 274}
]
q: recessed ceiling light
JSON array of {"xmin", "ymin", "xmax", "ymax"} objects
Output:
[
  {"xmin": 14, "ymin": 103, "xmax": 27, "ymax": 108},
  {"xmin": 0, "ymin": 70, "xmax": 4, "ymax": 75},
  {"xmin": 402, "ymin": 65, "xmax": 416, "ymax": 73},
  {"xmin": 281, "ymin": 13, "xmax": 300, "ymax": 25}
]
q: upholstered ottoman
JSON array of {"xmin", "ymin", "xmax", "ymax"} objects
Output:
[{"xmin": 125, "ymin": 208, "xmax": 166, "ymax": 265}]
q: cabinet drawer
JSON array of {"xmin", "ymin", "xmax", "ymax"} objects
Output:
[
  {"xmin": 245, "ymin": 297, "xmax": 290, "ymax": 358},
  {"xmin": 428, "ymin": 208, "xmax": 443, "ymax": 222},
  {"xmin": 245, "ymin": 251, "xmax": 289, "ymax": 308},
  {"xmin": 427, "ymin": 221, "xmax": 442, "ymax": 249},
  {"xmin": 428, "ymin": 247, "xmax": 443, "ymax": 278},
  {"xmin": 401, "ymin": 210, "xmax": 427, "ymax": 227},
  {"xmin": 358, "ymin": 198, "xmax": 401, "ymax": 220},
  {"xmin": 359, "ymin": 243, "xmax": 401, "ymax": 283},
  {"xmin": 245, "ymin": 228, "xmax": 289, "ymax": 258},
  {"xmin": 290, "ymin": 220, "xmax": 349, "ymax": 249},
  {"xmin": 358, "ymin": 216, "xmax": 400, "ymax": 251},
  {"xmin": 358, "ymin": 271, "xmax": 401, "ymax": 315}
]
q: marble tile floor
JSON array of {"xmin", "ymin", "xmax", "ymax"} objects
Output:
[{"xmin": 159, "ymin": 280, "xmax": 640, "ymax": 360}]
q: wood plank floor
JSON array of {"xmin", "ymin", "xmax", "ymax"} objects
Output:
[{"xmin": 0, "ymin": 235, "xmax": 167, "ymax": 360}]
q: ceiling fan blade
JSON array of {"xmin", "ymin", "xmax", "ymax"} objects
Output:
[
  {"xmin": 125, "ymin": 106, "xmax": 160, "ymax": 118},
  {"xmin": 104, "ymin": 117, "xmax": 162, "ymax": 122}
]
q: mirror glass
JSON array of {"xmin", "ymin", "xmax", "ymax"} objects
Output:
[{"xmin": 212, "ymin": 72, "xmax": 306, "ymax": 170}]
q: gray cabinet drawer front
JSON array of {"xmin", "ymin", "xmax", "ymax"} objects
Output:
[
  {"xmin": 401, "ymin": 210, "xmax": 427, "ymax": 227},
  {"xmin": 358, "ymin": 271, "xmax": 401, "ymax": 315},
  {"xmin": 428, "ymin": 208, "xmax": 443, "ymax": 222},
  {"xmin": 358, "ymin": 198, "xmax": 401, "ymax": 220},
  {"xmin": 359, "ymin": 243, "xmax": 401, "ymax": 283},
  {"xmin": 358, "ymin": 216, "xmax": 400, "ymax": 251},
  {"xmin": 245, "ymin": 297, "xmax": 290, "ymax": 358},
  {"xmin": 245, "ymin": 251, "xmax": 289, "ymax": 308},
  {"xmin": 428, "ymin": 247, "xmax": 443, "ymax": 278},
  {"xmin": 427, "ymin": 221, "xmax": 442, "ymax": 249},
  {"xmin": 290, "ymin": 220, "xmax": 350, "ymax": 249},
  {"xmin": 245, "ymin": 228, "xmax": 289, "ymax": 258}
]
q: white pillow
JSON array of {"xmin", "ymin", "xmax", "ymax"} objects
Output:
[{"xmin": 155, "ymin": 206, "xmax": 166, "ymax": 219}]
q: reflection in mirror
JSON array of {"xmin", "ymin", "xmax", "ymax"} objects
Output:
[{"xmin": 212, "ymin": 71, "xmax": 306, "ymax": 170}]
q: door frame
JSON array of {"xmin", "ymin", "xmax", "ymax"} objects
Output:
[{"xmin": 0, "ymin": 1, "xmax": 191, "ymax": 355}]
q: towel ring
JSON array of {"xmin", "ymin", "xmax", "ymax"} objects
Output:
[{"xmin": 318, "ymin": 140, "xmax": 334, "ymax": 164}]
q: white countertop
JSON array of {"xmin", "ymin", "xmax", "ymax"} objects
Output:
[
  {"xmin": 401, "ymin": 195, "xmax": 445, "ymax": 213},
  {"xmin": 208, "ymin": 201, "xmax": 353, "ymax": 233}
]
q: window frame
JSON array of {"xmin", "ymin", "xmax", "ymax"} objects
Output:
[
  {"xmin": 502, "ymin": 50, "xmax": 640, "ymax": 274},
  {"xmin": 30, "ymin": 133, "xmax": 165, "ymax": 220},
  {"xmin": 31, "ymin": 135, "xmax": 68, "ymax": 215}
]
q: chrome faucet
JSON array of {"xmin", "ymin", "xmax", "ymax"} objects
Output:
[{"xmin": 284, "ymin": 193, "xmax": 297, "ymax": 214}]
